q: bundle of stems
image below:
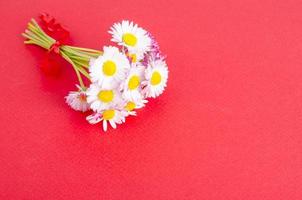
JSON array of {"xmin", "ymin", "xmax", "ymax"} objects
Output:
[{"xmin": 22, "ymin": 19, "xmax": 102, "ymax": 88}]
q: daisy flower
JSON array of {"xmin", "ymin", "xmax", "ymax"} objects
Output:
[
  {"xmin": 87, "ymin": 109, "xmax": 128, "ymax": 131},
  {"xmin": 109, "ymin": 20, "xmax": 151, "ymax": 57},
  {"xmin": 86, "ymin": 83, "xmax": 122, "ymax": 112},
  {"xmin": 121, "ymin": 65, "xmax": 145, "ymax": 101},
  {"xmin": 142, "ymin": 58, "xmax": 169, "ymax": 98},
  {"xmin": 123, "ymin": 98, "xmax": 148, "ymax": 116},
  {"xmin": 89, "ymin": 46, "xmax": 130, "ymax": 88},
  {"xmin": 65, "ymin": 85, "xmax": 90, "ymax": 112}
]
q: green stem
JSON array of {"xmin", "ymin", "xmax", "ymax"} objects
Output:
[
  {"xmin": 61, "ymin": 46, "xmax": 93, "ymax": 59},
  {"xmin": 22, "ymin": 17, "xmax": 103, "ymax": 88},
  {"xmin": 30, "ymin": 19, "xmax": 56, "ymax": 44},
  {"xmin": 61, "ymin": 51, "xmax": 85, "ymax": 88},
  {"xmin": 76, "ymin": 66, "xmax": 90, "ymax": 79},
  {"xmin": 66, "ymin": 45, "xmax": 102, "ymax": 54},
  {"xmin": 22, "ymin": 33, "xmax": 49, "ymax": 49},
  {"xmin": 28, "ymin": 23, "xmax": 51, "ymax": 45}
]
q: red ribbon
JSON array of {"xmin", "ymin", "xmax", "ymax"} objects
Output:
[
  {"xmin": 49, "ymin": 41, "xmax": 62, "ymax": 54},
  {"xmin": 39, "ymin": 13, "xmax": 70, "ymax": 46},
  {"xmin": 38, "ymin": 13, "xmax": 70, "ymax": 75}
]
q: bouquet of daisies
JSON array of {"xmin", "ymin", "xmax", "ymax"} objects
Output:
[{"xmin": 22, "ymin": 16, "xmax": 168, "ymax": 131}]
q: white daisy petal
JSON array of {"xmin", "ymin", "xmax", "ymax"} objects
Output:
[
  {"xmin": 103, "ymin": 120, "xmax": 108, "ymax": 132},
  {"xmin": 109, "ymin": 120, "xmax": 117, "ymax": 129},
  {"xmin": 86, "ymin": 113, "xmax": 102, "ymax": 124}
]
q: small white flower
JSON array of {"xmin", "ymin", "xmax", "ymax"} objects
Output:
[
  {"xmin": 121, "ymin": 65, "xmax": 145, "ymax": 101},
  {"xmin": 65, "ymin": 85, "xmax": 90, "ymax": 112},
  {"xmin": 123, "ymin": 98, "xmax": 148, "ymax": 116},
  {"xmin": 109, "ymin": 20, "xmax": 151, "ymax": 58},
  {"xmin": 87, "ymin": 109, "xmax": 128, "ymax": 131},
  {"xmin": 86, "ymin": 83, "xmax": 122, "ymax": 112},
  {"xmin": 89, "ymin": 46, "xmax": 130, "ymax": 88},
  {"xmin": 142, "ymin": 59, "xmax": 168, "ymax": 98}
]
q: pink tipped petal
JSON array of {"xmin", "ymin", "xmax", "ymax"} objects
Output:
[
  {"xmin": 103, "ymin": 120, "xmax": 108, "ymax": 132},
  {"xmin": 109, "ymin": 120, "xmax": 117, "ymax": 129}
]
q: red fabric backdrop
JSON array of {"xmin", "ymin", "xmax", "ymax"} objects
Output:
[{"xmin": 1, "ymin": 0, "xmax": 302, "ymax": 199}]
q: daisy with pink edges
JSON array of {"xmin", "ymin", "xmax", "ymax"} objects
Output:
[
  {"xmin": 65, "ymin": 85, "xmax": 90, "ymax": 112},
  {"xmin": 86, "ymin": 108, "xmax": 128, "ymax": 131}
]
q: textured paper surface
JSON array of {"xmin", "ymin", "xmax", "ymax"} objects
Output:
[{"xmin": 0, "ymin": 0, "xmax": 302, "ymax": 199}]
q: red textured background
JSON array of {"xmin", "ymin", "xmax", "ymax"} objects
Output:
[{"xmin": 1, "ymin": 0, "xmax": 302, "ymax": 199}]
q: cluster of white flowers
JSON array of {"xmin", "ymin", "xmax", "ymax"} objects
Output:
[{"xmin": 65, "ymin": 21, "xmax": 168, "ymax": 131}]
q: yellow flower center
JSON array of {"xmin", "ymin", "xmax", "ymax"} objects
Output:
[
  {"xmin": 125, "ymin": 102, "xmax": 136, "ymax": 111},
  {"xmin": 151, "ymin": 71, "xmax": 162, "ymax": 85},
  {"xmin": 102, "ymin": 60, "xmax": 116, "ymax": 76},
  {"xmin": 97, "ymin": 90, "xmax": 114, "ymax": 103},
  {"xmin": 103, "ymin": 109, "xmax": 115, "ymax": 120},
  {"xmin": 128, "ymin": 75, "xmax": 140, "ymax": 90},
  {"xmin": 122, "ymin": 33, "xmax": 137, "ymax": 46},
  {"xmin": 129, "ymin": 54, "xmax": 137, "ymax": 63},
  {"xmin": 78, "ymin": 93, "xmax": 87, "ymax": 102}
]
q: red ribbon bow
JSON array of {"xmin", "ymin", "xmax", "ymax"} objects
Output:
[
  {"xmin": 38, "ymin": 13, "xmax": 70, "ymax": 75},
  {"xmin": 39, "ymin": 13, "xmax": 70, "ymax": 48},
  {"xmin": 49, "ymin": 41, "xmax": 61, "ymax": 54}
]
